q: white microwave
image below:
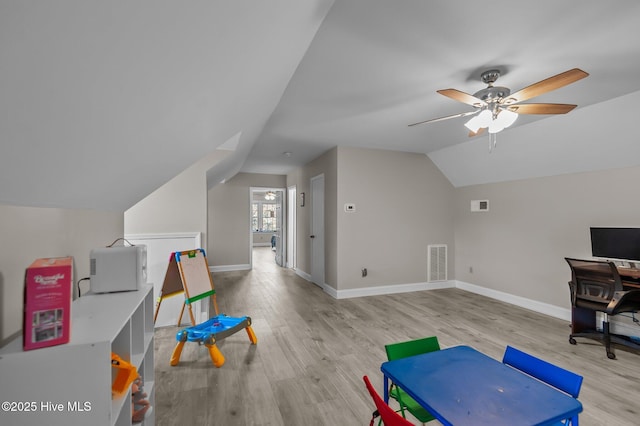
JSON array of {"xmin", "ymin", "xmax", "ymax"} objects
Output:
[{"xmin": 89, "ymin": 245, "xmax": 147, "ymax": 293}]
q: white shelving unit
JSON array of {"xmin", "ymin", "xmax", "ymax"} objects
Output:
[{"xmin": 0, "ymin": 284, "xmax": 155, "ymax": 426}]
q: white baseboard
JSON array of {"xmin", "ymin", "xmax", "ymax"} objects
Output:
[
  {"xmin": 454, "ymin": 280, "xmax": 571, "ymax": 321},
  {"xmin": 334, "ymin": 280, "xmax": 454, "ymax": 299},
  {"xmin": 292, "ymin": 269, "xmax": 454, "ymax": 299},
  {"xmin": 455, "ymin": 280, "xmax": 640, "ymax": 338},
  {"xmin": 0, "ymin": 330, "xmax": 21, "ymax": 350},
  {"xmin": 210, "ymin": 264, "xmax": 251, "ymax": 272},
  {"xmin": 323, "ymin": 284, "xmax": 338, "ymax": 298},
  {"xmin": 295, "ymin": 269, "xmax": 312, "ymax": 282},
  {"xmin": 294, "ymin": 269, "xmax": 337, "ymax": 297}
]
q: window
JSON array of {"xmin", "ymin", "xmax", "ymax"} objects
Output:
[
  {"xmin": 262, "ymin": 204, "xmax": 277, "ymax": 231},
  {"xmin": 252, "ymin": 202, "xmax": 277, "ymax": 232},
  {"xmin": 252, "ymin": 203, "xmax": 259, "ymax": 231}
]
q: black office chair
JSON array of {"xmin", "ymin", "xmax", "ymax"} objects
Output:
[{"xmin": 565, "ymin": 258, "xmax": 640, "ymax": 359}]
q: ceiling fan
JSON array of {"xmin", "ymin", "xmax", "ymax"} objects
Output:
[{"xmin": 409, "ymin": 68, "xmax": 588, "ymax": 149}]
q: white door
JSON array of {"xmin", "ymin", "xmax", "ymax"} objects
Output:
[
  {"xmin": 310, "ymin": 174, "xmax": 324, "ymax": 287},
  {"xmin": 287, "ymin": 185, "xmax": 296, "ymax": 269},
  {"xmin": 274, "ymin": 189, "xmax": 285, "ymax": 267}
]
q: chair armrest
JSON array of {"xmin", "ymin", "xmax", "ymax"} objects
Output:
[
  {"xmin": 606, "ymin": 291, "xmax": 626, "ymax": 314},
  {"xmin": 568, "ymin": 281, "xmax": 577, "ymax": 307},
  {"xmin": 606, "ymin": 290, "xmax": 640, "ymax": 314}
]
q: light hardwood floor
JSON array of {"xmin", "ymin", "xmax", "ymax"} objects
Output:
[{"xmin": 154, "ymin": 247, "xmax": 640, "ymax": 425}]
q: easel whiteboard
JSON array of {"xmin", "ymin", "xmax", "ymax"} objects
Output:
[
  {"xmin": 177, "ymin": 250, "xmax": 214, "ymax": 302},
  {"xmin": 125, "ymin": 233, "xmax": 207, "ymax": 327}
]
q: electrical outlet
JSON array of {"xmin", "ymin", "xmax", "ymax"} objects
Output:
[{"xmin": 344, "ymin": 203, "xmax": 356, "ymax": 212}]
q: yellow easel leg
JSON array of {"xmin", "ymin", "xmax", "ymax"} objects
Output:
[
  {"xmin": 177, "ymin": 301, "xmax": 186, "ymax": 326},
  {"xmin": 187, "ymin": 303, "xmax": 196, "ymax": 326},
  {"xmin": 205, "ymin": 343, "xmax": 225, "ymax": 367},
  {"xmin": 153, "ymin": 296, "xmax": 163, "ymax": 325},
  {"xmin": 170, "ymin": 340, "xmax": 186, "ymax": 366},
  {"xmin": 246, "ymin": 326, "xmax": 258, "ymax": 345}
]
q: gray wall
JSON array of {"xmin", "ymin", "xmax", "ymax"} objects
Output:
[
  {"xmin": 208, "ymin": 172, "xmax": 286, "ymax": 267},
  {"xmin": 286, "ymin": 148, "xmax": 338, "ymax": 287},
  {"xmin": 336, "ymin": 147, "xmax": 455, "ymax": 290},
  {"xmin": 125, "ymin": 150, "xmax": 229, "ymax": 251},
  {"xmin": 454, "ymin": 165, "xmax": 640, "ymax": 308},
  {"xmin": 0, "ymin": 205, "xmax": 123, "ymax": 343},
  {"xmin": 286, "ymin": 146, "xmax": 455, "ymax": 293}
]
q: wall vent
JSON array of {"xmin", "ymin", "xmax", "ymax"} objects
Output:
[
  {"xmin": 471, "ymin": 200, "xmax": 489, "ymax": 212},
  {"xmin": 428, "ymin": 244, "xmax": 447, "ymax": 282}
]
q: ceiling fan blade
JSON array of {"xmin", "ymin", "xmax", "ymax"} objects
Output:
[
  {"xmin": 408, "ymin": 110, "xmax": 478, "ymax": 127},
  {"xmin": 503, "ymin": 68, "xmax": 588, "ymax": 104},
  {"xmin": 437, "ymin": 89, "xmax": 486, "ymax": 107},
  {"xmin": 506, "ymin": 103, "xmax": 577, "ymax": 114}
]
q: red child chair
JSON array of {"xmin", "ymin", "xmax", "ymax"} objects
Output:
[{"xmin": 363, "ymin": 375, "xmax": 415, "ymax": 426}]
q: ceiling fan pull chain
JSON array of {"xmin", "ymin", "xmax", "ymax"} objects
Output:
[{"xmin": 488, "ymin": 133, "xmax": 497, "ymax": 153}]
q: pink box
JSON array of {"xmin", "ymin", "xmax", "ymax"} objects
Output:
[{"xmin": 23, "ymin": 257, "xmax": 73, "ymax": 351}]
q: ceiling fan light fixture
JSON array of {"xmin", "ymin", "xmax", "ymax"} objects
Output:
[
  {"xmin": 476, "ymin": 109, "xmax": 493, "ymax": 128},
  {"xmin": 464, "ymin": 116, "xmax": 482, "ymax": 133},
  {"xmin": 495, "ymin": 109, "xmax": 518, "ymax": 129}
]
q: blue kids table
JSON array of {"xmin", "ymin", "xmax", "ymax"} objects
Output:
[{"xmin": 381, "ymin": 345, "xmax": 582, "ymax": 426}]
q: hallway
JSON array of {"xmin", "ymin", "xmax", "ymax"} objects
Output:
[{"xmin": 251, "ymin": 246, "xmax": 282, "ymax": 274}]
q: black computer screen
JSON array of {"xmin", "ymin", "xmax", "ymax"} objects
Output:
[{"xmin": 590, "ymin": 227, "xmax": 640, "ymax": 261}]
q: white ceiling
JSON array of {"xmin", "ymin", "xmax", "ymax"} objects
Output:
[
  {"xmin": 0, "ymin": 0, "xmax": 333, "ymax": 211},
  {"xmin": 2, "ymin": 1, "xmax": 640, "ymax": 211},
  {"xmin": 246, "ymin": 0, "xmax": 640, "ymax": 179}
]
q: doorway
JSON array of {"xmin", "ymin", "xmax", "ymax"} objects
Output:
[
  {"xmin": 310, "ymin": 174, "xmax": 324, "ymax": 287},
  {"xmin": 250, "ymin": 187, "xmax": 285, "ymax": 269}
]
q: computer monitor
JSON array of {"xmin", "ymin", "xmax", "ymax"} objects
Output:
[{"xmin": 590, "ymin": 227, "xmax": 640, "ymax": 263}]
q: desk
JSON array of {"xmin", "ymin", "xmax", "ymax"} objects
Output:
[
  {"xmin": 381, "ymin": 345, "xmax": 582, "ymax": 426},
  {"xmin": 618, "ymin": 266, "xmax": 640, "ymax": 289},
  {"xmin": 619, "ymin": 266, "xmax": 640, "ymax": 279}
]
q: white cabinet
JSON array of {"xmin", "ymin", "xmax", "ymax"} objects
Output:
[{"xmin": 0, "ymin": 284, "xmax": 155, "ymax": 426}]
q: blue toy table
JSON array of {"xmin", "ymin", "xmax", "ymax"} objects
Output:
[{"xmin": 381, "ymin": 345, "xmax": 582, "ymax": 426}]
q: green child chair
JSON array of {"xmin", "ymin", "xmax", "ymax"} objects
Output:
[{"xmin": 384, "ymin": 336, "xmax": 440, "ymax": 424}]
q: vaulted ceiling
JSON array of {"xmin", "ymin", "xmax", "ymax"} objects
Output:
[{"xmin": 2, "ymin": 1, "xmax": 640, "ymax": 211}]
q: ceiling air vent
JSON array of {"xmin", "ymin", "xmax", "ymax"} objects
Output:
[{"xmin": 471, "ymin": 200, "xmax": 489, "ymax": 212}]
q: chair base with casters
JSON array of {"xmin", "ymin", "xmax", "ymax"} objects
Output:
[
  {"xmin": 569, "ymin": 311, "xmax": 640, "ymax": 360},
  {"xmin": 170, "ymin": 314, "xmax": 257, "ymax": 367}
]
